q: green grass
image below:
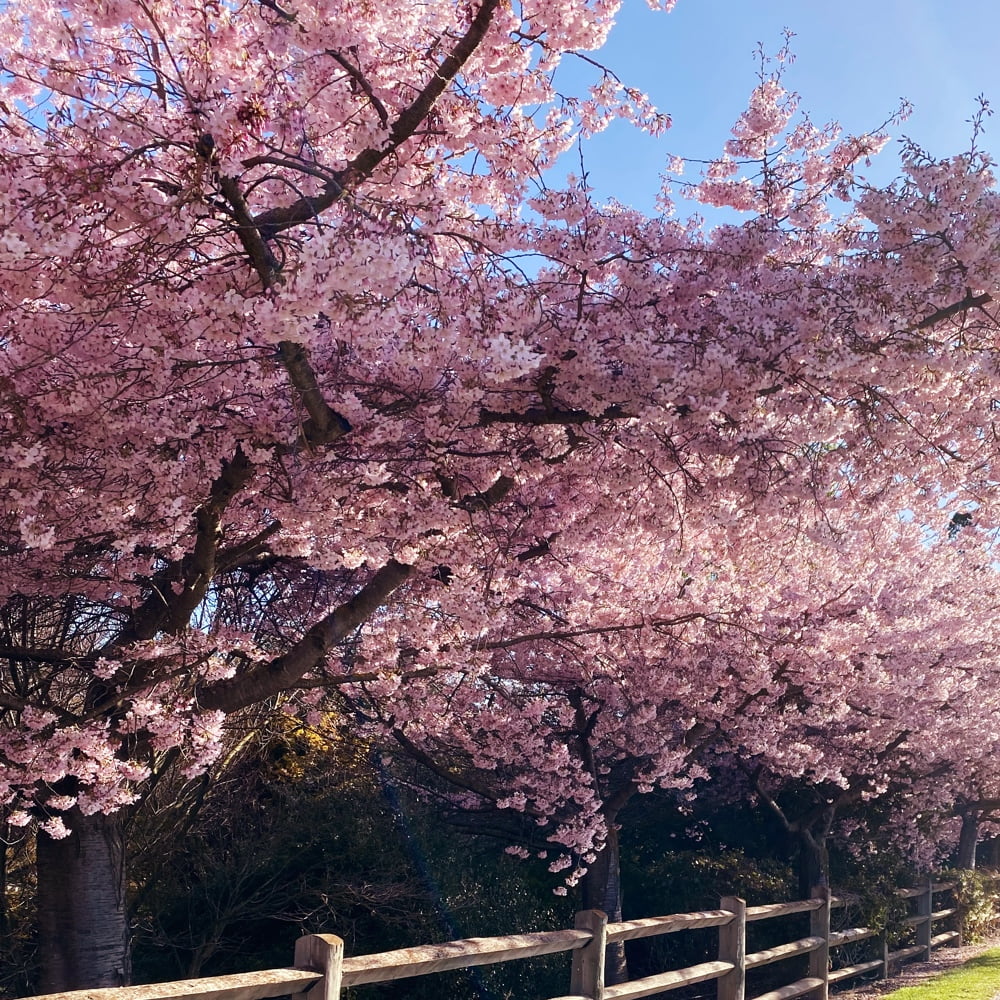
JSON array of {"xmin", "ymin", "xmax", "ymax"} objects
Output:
[{"xmin": 877, "ymin": 950, "xmax": 1000, "ymax": 1000}]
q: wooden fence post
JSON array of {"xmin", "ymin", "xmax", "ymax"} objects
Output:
[
  {"xmin": 809, "ymin": 886, "xmax": 830, "ymax": 1000},
  {"xmin": 917, "ymin": 876, "xmax": 933, "ymax": 962},
  {"xmin": 570, "ymin": 909, "xmax": 608, "ymax": 1000},
  {"xmin": 717, "ymin": 895, "xmax": 745, "ymax": 1000},
  {"xmin": 292, "ymin": 933, "xmax": 344, "ymax": 1000}
]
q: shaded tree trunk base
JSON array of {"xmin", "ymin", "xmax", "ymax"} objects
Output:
[
  {"xmin": 797, "ymin": 829, "xmax": 829, "ymax": 900},
  {"xmin": 581, "ymin": 823, "xmax": 628, "ymax": 985},
  {"xmin": 957, "ymin": 811, "xmax": 980, "ymax": 870},
  {"xmin": 36, "ymin": 809, "xmax": 130, "ymax": 992}
]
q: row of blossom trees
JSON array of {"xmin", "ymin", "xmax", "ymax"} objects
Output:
[
  {"xmin": 4, "ymin": 0, "xmax": 1000, "ymax": 990},
  {"xmin": 348, "ymin": 494, "xmax": 1000, "ymax": 970}
]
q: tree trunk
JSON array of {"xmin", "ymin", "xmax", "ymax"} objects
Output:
[
  {"xmin": 797, "ymin": 827, "xmax": 829, "ymax": 900},
  {"xmin": 0, "ymin": 817, "xmax": 8, "ymax": 937},
  {"xmin": 581, "ymin": 822, "xmax": 628, "ymax": 986},
  {"xmin": 36, "ymin": 809, "xmax": 130, "ymax": 992},
  {"xmin": 985, "ymin": 837, "xmax": 1000, "ymax": 870},
  {"xmin": 957, "ymin": 809, "xmax": 981, "ymax": 870}
]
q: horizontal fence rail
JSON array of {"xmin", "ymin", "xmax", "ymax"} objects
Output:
[
  {"xmin": 20, "ymin": 876, "xmax": 972, "ymax": 1000},
  {"xmin": 23, "ymin": 969, "xmax": 325, "ymax": 1000},
  {"xmin": 605, "ymin": 910, "xmax": 736, "ymax": 942},
  {"xmin": 340, "ymin": 929, "xmax": 592, "ymax": 986}
]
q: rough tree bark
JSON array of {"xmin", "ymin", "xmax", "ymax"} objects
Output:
[
  {"xmin": 0, "ymin": 817, "xmax": 8, "ymax": 938},
  {"xmin": 750, "ymin": 773, "xmax": 835, "ymax": 900},
  {"xmin": 796, "ymin": 826, "xmax": 830, "ymax": 900},
  {"xmin": 581, "ymin": 820, "xmax": 628, "ymax": 986},
  {"xmin": 956, "ymin": 808, "xmax": 981, "ymax": 870},
  {"xmin": 984, "ymin": 837, "xmax": 1000, "ymax": 869},
  {"xmin": 36, "ymin": 809, "xmax": 130, "ymax": 993}
]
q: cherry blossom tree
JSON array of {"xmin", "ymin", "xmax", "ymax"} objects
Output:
[
  {"xmin": 5, "ymin": 0, "xmax": 1000, "ymax": 990},
  {"xmin": 361, "ymin": 492, "xmax": 1000, "ymax": 968},
  {"xmin": 0, "ymin": 0, "xmax": 677, "ymax": 986},
  {"xmin": 888, "ymin": 712, "xmax": 1000, "ymax": 871},
  {"xmin": 701, "ymin": 506, "xmax": 1000, "ymax": 891}
]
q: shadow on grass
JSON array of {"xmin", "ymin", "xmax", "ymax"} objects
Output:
[
  {"xmin": 963, "ymin": 952, "xmax": 1000, "ymax": 972},
  {"xmin": 883, "ymin": 948, "xmax": 1000, "ymax": 1000}
]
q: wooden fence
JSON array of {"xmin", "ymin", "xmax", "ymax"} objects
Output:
[{"xmin": 24, "ymin": 878, "xmax": 963, "ymax": 1000}]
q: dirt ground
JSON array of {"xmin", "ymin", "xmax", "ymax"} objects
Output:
[{"xmin": 833, "ymin": 939, "xmax": 1000, "ymax": 998}]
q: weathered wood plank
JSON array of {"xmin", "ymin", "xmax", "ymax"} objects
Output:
[
  {"xmin": 829, "ymin": 927, "xmax": 877, "ymax": 947},
  {"xmin": 828, "ymin": 895, "xmax": 856, "ymax": 910},
  {"xmin": 606, "ymin": 910, "xmax": 734, "ymax": 942},
  {"xmin": 932, "ymin": 907, "xmax": 957, "ymax": 920},
  {"xmin": 888, "ymin": 944, "xmax": 925, "ymax": 964},
  {"xmin": 745, "ymin": 936, "xmax": 825, "ymax": 970},
  {"xmin": 808, "ymin": 887, "xmax": 830, "ymax": 1000},
  {"xmin": 340, "ymin": 929, "xmax": 591, "ymax": 986},
  {"xmin": 745, "ymin": 900, "xmax": 822, "ymax": 922},
  {"xmin": 570, "ymin": 909, "xmax": 607, "ymax": 1000},
  {"xmin": 829, "ymin": 959, "xmax": 884, "ymax": 984},
  {"xmin": 23, "ymin": 970, "xmax": 323, "ymax": 1000},
  {"xmin": 718, "ymin": 896, "xmax": 746, "ymax": 1000},
  {"xmin": 751, "ymin": 976, "xmax": 826, "ymax": 1000},
  {"xmin": 601, "ymin": 960, "xmax": 733, "ymax": 1000},
  {"xmin": 916, "ymin": 877, "xmax": 933, "ymax": 961},
  {"xmin": 931, "ymin": 931, "xmax": 960, "ymax": 948},
  {"xmin": 292, "ymin": 935, "xmax": 342, "ymax": 1000}
]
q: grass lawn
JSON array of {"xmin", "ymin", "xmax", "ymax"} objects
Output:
[{"xmin": 878, "ymin": 949, "xmax": 1000, "ymax": 1000}]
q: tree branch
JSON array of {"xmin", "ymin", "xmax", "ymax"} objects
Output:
[
  {"xmin": 252, "ymin": 0, "xmax": 502, "ymax": 236},
  {"xmin": 217, "ymin": 174, "xmax": 280, "ymax": 289},
  {"xmin": 277, "ymin": 340, "xmax": 352, "ymax": 447},
  {"xmin": 914, "ymin": 291, "xmax": 992, "ymax": 331},
  {"xmin": 216, "ymin": 172, "xmax": 352, "ymax": 446},
  {"xmin": 478, "ymin": 404, "xmax": 631, "ymax": 426},
  {"xmin": 114, "ymin": 448, "xmax": 256, "ymax": 648},
  {"xmin": 196, "ymin": 559, "xmax": 413, "ymax": 711},
  {"xmin": 325, "ymin": 49, "xmax": 389, "ymax": 128},
  {"xmin": 215, "ymin": 522, "xmax": 283, "ymax": 574}
]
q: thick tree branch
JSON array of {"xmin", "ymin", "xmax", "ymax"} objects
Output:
[
  {"xmin": 751, "ymin": 768, "xmax": 794, "ymax": 833},
  {"xmin": 166, "ymin": 449, "xmax": 256, "ymax": 631},
  {"xmin": 214, "ymin": 176, "xmax": 352, "ymax": 446},
  {"xmin": 252, "ymin": 0, "xmax": 502, "ymax": 236},
  {"xmin": 478, "ymin": 404, "xmax": 631, "ymax": 426},
  {"xmin": 605, "ymin": 780, "xmax": 639, "ymax": 817},
  {"xmin": 914, "ymin": 291, "xmax": 992, "ymax": 331},
  {"xmin": 277, "ymin": 340, "xmax": 352, "ymax": 447},
  {"xmin": 115, "ymin": 448, "xmax": 255, "ymax": 648},
  {"xmin": 456, "ymin": 474, "xmax": 515, "ymax": 511},
  {"xmin": 255, "ymin": 0, "xmax": 296, "ymax": 22},
  {"xmin": 0, "ymin": 690, "xmax": 30, "ymax": 712},
  {"xmin": 216, "ymin": 175, "xmax": 280, "ymax": 289},
  {"xmin": 0, "ymin": 646, "xmax": 84, "ymax": 667},
  {"xmin": 214, "ymin": 174, "xmax": 351, "ymax": 448},
  {"xmin": 215, "ymin": 522, "xmax": 283, "ymax": 574},
  {"xmin": 196, "ymin": 559, "xmax": 413, "ymax": 711}
]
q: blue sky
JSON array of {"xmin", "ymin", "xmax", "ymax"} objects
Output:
[{"xmin": 560, "ymin": 0, "xmax": 1000, "ymax": 213}]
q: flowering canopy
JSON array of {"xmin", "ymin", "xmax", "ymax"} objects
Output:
[{"xmin": 2, "ymin": 0, "xmax": 1000, "ymax": 869}]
